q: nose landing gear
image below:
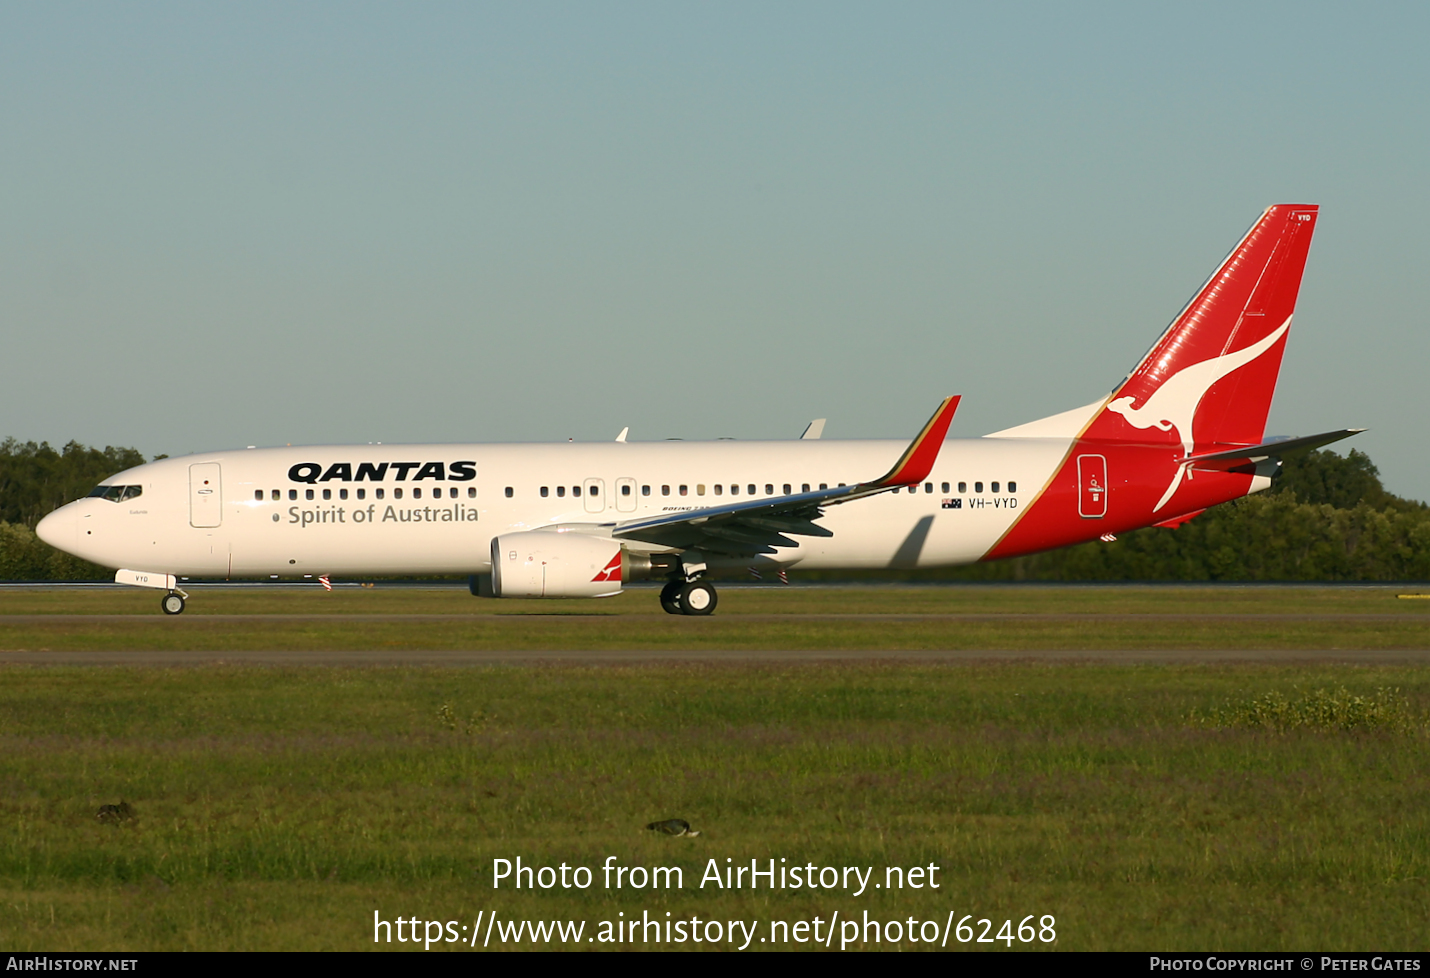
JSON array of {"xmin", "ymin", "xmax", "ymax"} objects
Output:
[{"xmin": 161, "ymin": 592, "xmax": 186, "ymax": 615}]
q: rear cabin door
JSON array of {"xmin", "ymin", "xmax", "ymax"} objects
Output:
[
  {"xmin": 189, "ymin": 463, "xmax": 223, "ymax": 527},
  {"xmin": 1076, "ymin": 455, "xmax": 1107, "ymax": 519}
]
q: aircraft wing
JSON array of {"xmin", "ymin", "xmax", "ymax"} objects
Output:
[
  {"xmin": 609, "ymin": 396, "xmax": 960, "ymax": 555},
  {"xmin": 1186, "ymin": 428, "xmax": 1365, "ymax": 472}
]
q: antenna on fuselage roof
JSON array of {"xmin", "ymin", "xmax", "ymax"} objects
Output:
[
  {"xmin": 800, "ymin": 419, "xmax": 826, "ymax": 440},
  {"xmin": 615, "ymin": 427, "xmax": 629, "ymax": 443}
]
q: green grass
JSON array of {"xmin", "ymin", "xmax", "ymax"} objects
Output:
[
  {"xmin": 2, "ymin": 585, "xmax": 1429, "ymax": 651},
  {"xmin": 7, "ymin": 583, "xmax": 1430, "ymax": 615},
  {"xmin": 2, "ymin": 659, "xmax": 1430, "ymax": 950}
]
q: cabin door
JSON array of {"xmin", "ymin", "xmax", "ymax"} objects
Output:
[
  {"xmin": 189, "ymin": 463, "xmax": 223, "ymax": 527},
  {"xmin": 1077, "ymin": 455, "xmax": 1108, "ymax": 519}
]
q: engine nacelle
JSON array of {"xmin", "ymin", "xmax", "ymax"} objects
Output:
[{"xmin": 490, "ymin": 531, "xmax": 654, "ymax": 598}]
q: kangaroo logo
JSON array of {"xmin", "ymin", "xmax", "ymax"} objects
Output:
[
  {"xmin": 591, "ymin": 552, "xmax": 623, "ymax": 583},
  {"xmin": 1105, "ymin": 317, "xmax": 1290, "ymax": 511}
]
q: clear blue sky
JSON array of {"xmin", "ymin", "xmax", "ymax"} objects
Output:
[{"xmin": 3, "ymin": 3, "xmax": 1427, "ymax": 497}]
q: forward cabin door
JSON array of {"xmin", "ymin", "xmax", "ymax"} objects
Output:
[{"xmin": 189, "ymin": 463, "xmax": 223, "ymax": 527}]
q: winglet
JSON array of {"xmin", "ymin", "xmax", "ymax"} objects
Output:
[
  {"xmin": 868, "ymin": 396, "xmax": 960, "ymax": 488},
  {"xmin": 800, "ymin": 419, "xmax": 826, "ymax": 440}
]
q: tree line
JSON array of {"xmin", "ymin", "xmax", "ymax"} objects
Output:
[
  {"xmin": 0, "ymin": 437, "xmax": 1425, "ymax": 581},
  {"xmin": 0, "ymin": 439, "xmax": 151, "ymax": 579}
]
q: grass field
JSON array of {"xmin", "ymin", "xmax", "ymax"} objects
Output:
[
  {"xmin": 1, "ymin": 586, "xmax": 1428, "ymax": 951},
  {"xmin": 2, "ymin": 583, "xmax": 1430, "ymax": 652}
]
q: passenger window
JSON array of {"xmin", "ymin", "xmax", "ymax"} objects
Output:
[
  {"xmin": 414, "ymin": 488, "xmax": 422, "ymax": 499},
  {"xmin": 958, "ymin": 482, "xmax": 966, "ymax": 493},
  {"xmin": 819, "ymin": 483, "xmax": 827, "ymax": 490},
  {"xmin": 590, "ymin": 486, "xmax": 599, "ymax": 496},
  {"xmin": 975, "ymin": 482, "xmax": 983, "ymax": 493},
  {"xmin": 765, "ymin": 484, "xmax": 773, "ymax": 495},
  {"xmin": 272, "ymin": 489, "xmax": 280, "ymax": 501},
  {"xmin": 323, "ymin": 489, "xmax": 331, "ymax": 500},
  {"xmin": 802, "ymin": 484, "xmax": 810, "ymax": 493},
  {"xmin": 254, "ymin": 490, "xmax": 264, "ymax": 501},
  {"xmin": 340, "ymin": 488, "xmax": 349, "ymax": 500},
  {"xmin": 468, "ymin": 487, "xmax": 477, "ymax": 498},
  {"xmin": 991, "ymin": 482, "xmax": 1000, "ymax": 493},
  {"xmin": 783, "ymin": 484, "xmax": 791, "ymax": 494},
  {"xmin": 925, "ymin": 483, "xmax": 933, "ymax": 493},
  {"xmin": 679, "ymin": 485, "xmax": 688, "ymax": 496},
  {"xmin": 1009, "ymin": 481, "xmax": 1017, "ymax": 493},
  {"xmin": 573, "ymin": 486, "xmax": 581, "ymax": 497},
  {"xmin": 306, "ymin": 489, "xmax": 315, "ymax": 500},
  {"xmin": 290, "ymin": 489, "xmax": 298, "ymax": 501},
  {"xmin": 727, "ymin": 485, "xmax": 735, "ymax": 496},
  {"xmin": 395, "ymin": 488, "xmax": 404, "ymax": 499},
  {"xmin": 908, "ymin": 485, "xmax": 916, "ymax": 494},
  {"xmin": 621, "ymin": 484, "xmax": 630, "ymax": 496},
  {"xmin": 941, "ymin": 482, "xmax": 950, "ymax": 493},
  {"xmin": 697, "ymin": 485, "xmax": 705, "ymax": 496},
  {"xmin": 662, "ymin": 486, "xmax": 671, "ymax": 496},
  {"xmin": 747, "ymin": 484, "xmax": 756, "ymax": 495},
  {"xmin": 504, "ymin": 487, "xmax": 513, "ymax": 498},
  {"xmin": 376, "ymin": 488, "xmax": 385, "ymax": 500},
  {"xmin": 541, "ymin": 487, "xmax": 549, "ymax": 497},
  {"xmin": 716, "ymin": 485, "xmax": 724, "ymax": 496},
  {"xmin": 642, "ymin": 485, "xmax": 650, "ymax": 496},
  {"xmin": 357, "ymin": 489, "xmax": 366, "ymax": 500}
]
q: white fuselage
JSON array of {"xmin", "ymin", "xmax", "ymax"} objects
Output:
[{"xmin": 40, "ymin": 436, "xmax": 1076, "ymax": 578}]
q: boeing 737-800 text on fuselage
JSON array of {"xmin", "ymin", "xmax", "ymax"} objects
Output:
[{"xmin": 37, "ymin": 205, "xmax": 1360, "ymax": 615}]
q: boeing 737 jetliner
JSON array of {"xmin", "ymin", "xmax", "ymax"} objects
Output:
[{"xmin": 37, "ymin": 204, "xmax": 1359, "ymax": 615}]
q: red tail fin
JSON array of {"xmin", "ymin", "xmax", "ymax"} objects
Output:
[{"xmin": 1096, "ymin": 204, "xmax": 1318, "ymax": 454}]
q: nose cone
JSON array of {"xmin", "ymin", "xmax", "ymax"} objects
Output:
[{"xmin": 36, "ymin": 505, "xmax": 77, "ymax": 554}]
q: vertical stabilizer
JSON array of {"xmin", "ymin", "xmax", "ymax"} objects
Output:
[{"xmin": 1098, "ymin": 204, "xmax": 1319, "ymax": 453}]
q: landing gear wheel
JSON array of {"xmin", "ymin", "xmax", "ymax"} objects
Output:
[
  {"xmin": 679, "ymin": 581, "xmax": 718, "ymax": 616},
  {"xmin": 659, "ymin": 580, "xmax": 684, "ymax": 615},
  {"xmin": 161, "ymin": 592, "xmax": 186, "ymax": 616}
]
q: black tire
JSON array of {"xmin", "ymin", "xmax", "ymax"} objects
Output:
[
  {"xmin": 659, "ymin": 580, "xmax": 683, "ymax": 615},
  {"xmin": 161, "ymin": 593, "xmax": 185, "ymax": 616},
  {"xmin": 679, "ymin": 581, "xmax": 718, "ymax": 616}
]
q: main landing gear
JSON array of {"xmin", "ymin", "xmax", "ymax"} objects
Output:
[
  {"xmin": 161, "ymin": 592, "xmax": 186, "ymax": 616},
  {"xmin": 659, "ymin": 579, "xmax": 718, "ymax": 616}
]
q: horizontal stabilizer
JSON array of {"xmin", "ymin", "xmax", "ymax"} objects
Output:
[{"xmin": 1186, "ymin": 429, "xmax": 1365, "ymax": 471}]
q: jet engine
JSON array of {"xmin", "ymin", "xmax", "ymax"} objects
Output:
[{"xmin": 488, "ymin": 531, "xmax": 657, "ymax": 598}]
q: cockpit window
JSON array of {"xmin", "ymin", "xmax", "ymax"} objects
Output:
[{"xmin": 88, "ymin": 485, "xmax": 141, "ymax": 503}]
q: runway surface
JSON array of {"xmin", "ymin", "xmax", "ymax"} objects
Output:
[
  {"xmin": 5, "ymin": 612, "xmax": 1430, "ymax": 623},
  {"xmin": 2, "ymin": 648, "xmax": 1429, "ymax": 665}
]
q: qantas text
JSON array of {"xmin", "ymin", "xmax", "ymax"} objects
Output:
[{"xmin": 287, "ymin": 461, "xmax": 476, "ymax": 484}]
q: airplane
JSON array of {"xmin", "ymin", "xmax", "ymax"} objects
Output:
[{"xmin": 37, "ymin": 204, "xmax": 1360, "ymax": 616}]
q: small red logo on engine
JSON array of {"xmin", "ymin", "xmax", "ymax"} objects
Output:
[{"xmin": 591, "ymin": 552, "xmax": 622, "ymax": 582}]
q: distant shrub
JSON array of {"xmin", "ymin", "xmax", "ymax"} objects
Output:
[
  {"xmin": 0, "ymin": 521, "xmax": 108, "ymax": 581},
  {"xmin": 1190, "ymin": 687, "xmax": 1425, "ymax": 734}
]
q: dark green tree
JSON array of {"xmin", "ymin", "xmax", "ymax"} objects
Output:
[{"xmin": 0, "ymin": 439, "xmax": 147, "ymax": 528}]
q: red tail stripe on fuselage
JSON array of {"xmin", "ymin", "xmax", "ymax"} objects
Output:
[{"xmin": 983, "ymin": 205, "xmax": 1318, "ymax": 562}]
